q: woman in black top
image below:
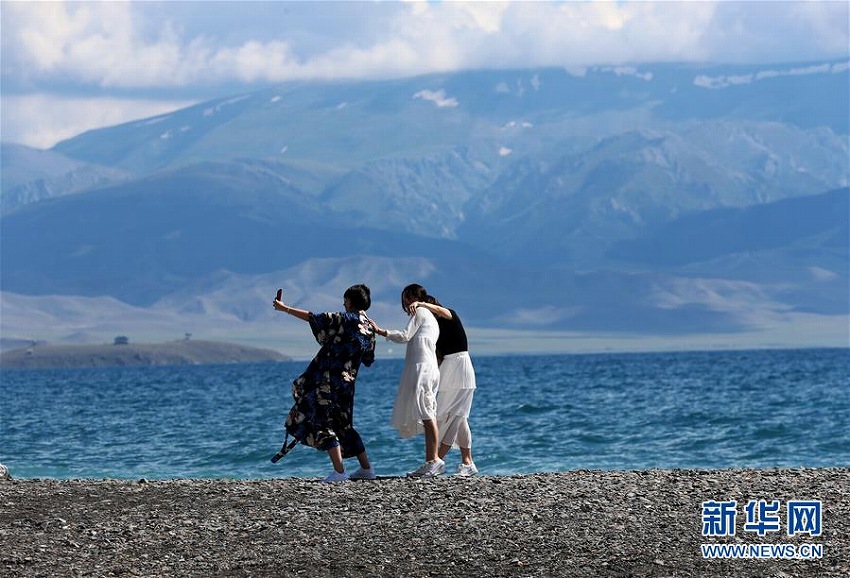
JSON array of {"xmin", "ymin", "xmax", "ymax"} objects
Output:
[{"xmin": 410, "ymin": 297, "xmax": 478, "ymax": 476}]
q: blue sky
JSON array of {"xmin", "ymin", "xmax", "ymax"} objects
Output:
[{"xmin": 2, "ymin": 0, "xmax": 847, "ymax": 149}]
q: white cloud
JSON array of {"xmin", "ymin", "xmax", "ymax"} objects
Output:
[
  {"xmin": 1, "ymin": 1, "xmax": 847, "ymax": 147},
  {"xmin": 1, "ymin": 94, "xmax": 195, "ymax": 149},
  {"xmin": 7, "ymin": 2, "xmax": 179, "ymax": 86},
  {"xmin": 5, "ymin": 1, "xmax": 847, "ymax": 89}
]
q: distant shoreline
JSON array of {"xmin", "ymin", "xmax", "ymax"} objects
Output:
[
  {"xmin": 0, "ymin": 339, "xmax": 290, "ymax": 369},
  {"xmin": 1, "ymin": 468, "xmax": 846, "ymax": 577},
  {"xmin": 2, "ymin": 342, "xmax": 846, "ymax": 369}
]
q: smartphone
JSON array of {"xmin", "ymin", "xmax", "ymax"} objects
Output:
[{"xmin": 275, "ymin": 289, "xmax": 282, "ymax": 301}]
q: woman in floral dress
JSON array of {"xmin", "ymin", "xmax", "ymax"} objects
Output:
[{"xmin": 271, "ymin": 284, "xmax": 377, "ymax": 483}]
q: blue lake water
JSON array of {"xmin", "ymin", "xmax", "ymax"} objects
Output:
[{"xmin": 1, "ymin": 348, "xmax": 848, "ymax": 480}]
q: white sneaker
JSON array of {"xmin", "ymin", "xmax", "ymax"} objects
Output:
[
  {"xmin": 349, "ymin": 466, "xmax": 377, "ymax": 480},
  {"xmin": 322, "ymin": 470, "xmax": 349, "ymax": 484},
  {"xmin": 407, "ymin": 458, "xmax": 445, "ymax": 478},
  {"xmin": 455, "ymin": 462, "xmax": 478, "ymax": 477}
]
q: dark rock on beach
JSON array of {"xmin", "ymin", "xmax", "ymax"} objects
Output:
[
  {"xmin": 0, "ymin": 339, "xmax": 289, "ymax": 369},
  {"xmin": 1, "ymin": 468, "xmax": 847, "ymax": 577}
]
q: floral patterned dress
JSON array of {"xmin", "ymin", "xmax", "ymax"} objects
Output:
[{"xmin": 284, "ymin": 310, "xmax": 376, "ymax": 458}]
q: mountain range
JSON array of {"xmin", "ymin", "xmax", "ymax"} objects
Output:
[{"xmin": 1, "ymin": 61, "xmax": 848, "ymax": 357}]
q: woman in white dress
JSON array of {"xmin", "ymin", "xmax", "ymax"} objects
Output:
[{"xmin": 370, "ymin": 284, "xmax": 444, "ymax": 478}]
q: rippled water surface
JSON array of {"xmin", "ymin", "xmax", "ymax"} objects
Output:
[{"xmin": 2, "ymin": 348, "xmax": 848, "ymax": 479}]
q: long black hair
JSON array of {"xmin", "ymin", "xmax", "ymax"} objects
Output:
[{"xmin": 401, "ymin": 283, "xmax": 440, "ymax": 306}]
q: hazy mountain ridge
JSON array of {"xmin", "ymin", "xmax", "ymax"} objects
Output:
[
  {"xmin": 46, "ymin": 61, "xmax": 849, "ymax": 173},
  {"xmin": 4, "ymin": 136, "xmax": 843, "ymax": 305},
  {"xmin": 0, "ymin": 144, "xmax": 129, "ymax": 215},
  {"xmin": 1, "ymin": 62, "xmax": 847, "ymax": 354},
  {"xmin": 460, "ymin": 124, "xmax": 847, "ymax": 265},
  {"xmin": 609, "ymin": 188, "xmax": 849, "ymax": 268},
  {"xmin": 321, "ymin": 147, "xmax": 495, "ymax": 239}
]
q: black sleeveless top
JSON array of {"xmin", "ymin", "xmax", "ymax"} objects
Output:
[{"xmin": 436, "ymin": 309, "xmax": 468, "ymax": 357}]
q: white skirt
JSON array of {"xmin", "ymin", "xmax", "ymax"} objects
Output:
[
  {"xmin": 437, "ymin": 352, "xmax": 476, "ymax": 419},
  {"xmin": 390, "ymin": 361, "xmax": 440, "ymax": 438}
]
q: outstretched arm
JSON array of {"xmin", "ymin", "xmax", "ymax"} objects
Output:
[
  {"xmin": 368, "ymin": 317, "xmax": 389, "ymax": 337},
  {"xmin": 273, "ymin": 295, "xmax": 311, "ymax": 322},
  {"xmin": 410, "ymin": 301, "xmax": 452, "ymax": 319},
  {"xmin": 370, "ymin": 308, "xmax": 427, "ymax": 343}
]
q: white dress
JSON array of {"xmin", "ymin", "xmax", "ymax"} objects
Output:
[{"xmin": 386, "ymin": 308, "xmax": 440, "ymax": 438}]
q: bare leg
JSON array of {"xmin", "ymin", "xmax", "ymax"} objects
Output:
[
  {"xmin": 438, "ymin": 442, "xmax": 452, "ymax": 460},
  {"xmin": 422, "ymin": 419, "xmax": 439, "ymax": 462},
  {"xmin": 459, "ymin": 445, "xmax": 474, "ymax": 465},
  {"xmin": 328, "ymin": 445, "xmax": 345, "ymax": 473},
  {"xmin": 357, "ymin": 451, "xmax": 371, "ymax": 470}
]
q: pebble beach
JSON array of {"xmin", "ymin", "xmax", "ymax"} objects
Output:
[{"xmin": 2, "ymin": 468, "xmax": 848, "ymax": 577}]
